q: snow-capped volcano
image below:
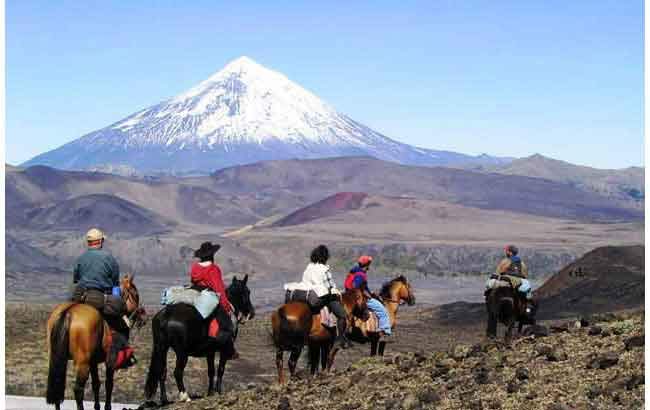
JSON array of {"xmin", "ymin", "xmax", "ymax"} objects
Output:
[{"xmin": 23, "ymin": 56, "xmax": 509, "ymax": 174}]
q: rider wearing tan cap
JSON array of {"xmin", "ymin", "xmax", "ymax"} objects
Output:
[{"xmin": 71, "ymin": 228, "xmax": 136, "ymax": 369}]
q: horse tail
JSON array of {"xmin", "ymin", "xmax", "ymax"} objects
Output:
[
  {"xmin": 278, "ymin": 305, "xmax": 307, "ymax": 348},
  {"xmin": 46, "ymin": 305, "xmax": 73, "ymax": 405},
  {"xmin": 145, "ymin": 310, "xmax": 166, "ymax": 400},
  {"xmin": 498, "ymin": 294, "xmax": 515, "ymax": 323}
]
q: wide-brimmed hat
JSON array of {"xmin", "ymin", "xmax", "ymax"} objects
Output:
[{"xmin": 194, "ymin": 242, "xmax": 221, "ymax": 259}]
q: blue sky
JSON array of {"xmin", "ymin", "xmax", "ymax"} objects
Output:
[{"xmin": 6, "ymin": 0, "xmax": 643, "ymax": 168}]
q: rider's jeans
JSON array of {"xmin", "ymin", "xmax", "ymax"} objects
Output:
[{"xmin": 367, "ymin": 298, "xmax": 392, "ymax": 334}]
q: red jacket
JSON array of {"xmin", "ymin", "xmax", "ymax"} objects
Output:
[{"xmin": 190, "ymin": 262, "xmax": 232, "ymax": 313}]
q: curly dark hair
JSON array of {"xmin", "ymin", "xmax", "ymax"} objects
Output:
[{"xmin": 310, "ymin": 245, "xmax": 330, "ymax": 264}]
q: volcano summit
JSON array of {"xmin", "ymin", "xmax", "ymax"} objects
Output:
[{"xmin": 24, "ymin": 56, "xmax": 508, "ymax": 174}]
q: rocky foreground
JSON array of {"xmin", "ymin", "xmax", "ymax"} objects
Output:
[{"xmin": 151, "ymin": 311, "xmax": 644, "ymax": 410}]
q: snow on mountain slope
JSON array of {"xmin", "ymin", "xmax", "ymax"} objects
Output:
[{"xmin": 23, "ymin": 56, "xmax": 510, "ymax": 174}]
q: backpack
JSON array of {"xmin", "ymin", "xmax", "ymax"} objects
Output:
[
  {"xmin": 507, "ymin": 256, "xmax": 523, "ymax": 277},
  {"xmin": 344, "ymin": 273, "xmax": 357, "ymax": 290}
]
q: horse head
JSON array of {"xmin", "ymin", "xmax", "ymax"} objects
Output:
[
  {"xmin": 396, "ymin": 275, "xmax": 416, "ymax": 306},
  {"xmin": 343, "ymin": 288, "xmax": 370, "ymax": 321},
  {"xmin": 120, "ymin": 273, "xmax": 146, "ymax": 329},
  {"xmin": 227, "ymin": 274, "xmax": 255, "ymax": 323},
  {"xmin": 382, "ymin": 275, "xmax": 416, "ymax": 306}
]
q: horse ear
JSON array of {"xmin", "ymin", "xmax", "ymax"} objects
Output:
[
  {"xmin": 243, "ymin": 274, "xmax": 248, "ymax": 285},
  {"xmin": 232, "ymin": 275, "xmax": 238, "ymax": 283}
]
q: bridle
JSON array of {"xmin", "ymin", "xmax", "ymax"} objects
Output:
[{"xmin": 122, "ymin": 284, "xmax": 146, "ymax": 329}]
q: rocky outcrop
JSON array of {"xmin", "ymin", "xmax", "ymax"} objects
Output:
[{"xmin": 153, "ymin": 312, "xmax": 644, "ymax": 410}]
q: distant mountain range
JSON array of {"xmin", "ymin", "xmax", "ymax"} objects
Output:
[
  {"xmin": 484, "ymin": 154, "xmax": 644, "ymax": 209},
  {"xmin": 22, "ymin": 56, "xmax": 510, "ymax": 174}
]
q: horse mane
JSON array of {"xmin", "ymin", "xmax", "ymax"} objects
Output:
[{"xmin": 380, "ymin": 275, "xmax": 407, "ymax": 297}]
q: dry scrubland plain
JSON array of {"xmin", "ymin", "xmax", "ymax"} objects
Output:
[{"xmin": 6, "ymin": 157, "xmax": 644, "ymax": 306}]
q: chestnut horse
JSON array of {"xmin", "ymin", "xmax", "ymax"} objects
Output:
[
  {"xmin": 45, "ymin": 274, "xmax": 145, "ymax": 410},
  {"xmin": 271, "ymin": 289, "xmax": 369, "ymax": 384},
  {"xmin": 353, "ymin": 275, "xmax": 415, "ymax": 356}
]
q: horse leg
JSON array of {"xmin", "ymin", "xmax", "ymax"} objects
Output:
[
  {"xmin": 73, "ymin": 363, "xmax": 90, "ymax": 410},
  {"xmin": 308, "ymin": 343, "xmax": 319, "ymax": 376},
  {"xmin": 276, "ymin": 349, "xmax": 285, "ymax": 384},
  {"xmin": 159, "ymin": 346, "xmax": 170, "ymax": 405},
  {"xmin": 207, "ymin": 352, "xmax": 216, "ymax": 396},
  {"xmin": 104, "ymin": 367, "xmax": 114, "ymax": 410},
  {"xmin": 216, "ymin": 353, "xmax": 227, "ymax": 394},
  {"xmin": 174, "ymin": 353, "xmax": 190, "ymax": 402},
  {"xmin": 288, "ymin": 347, "xmax": 302, "ymax": 379},
  {"xmin": 505, "ymin": 321, "xmax": 515, "ymax": 345},
  {"xmin": 486, "ymin": 309, "xmax": 498, "ymax": 339},
  {"xmin": 320, "ymin": 341, "xmax": 331, "ymax": 372},
  {"xmin": 378, "ymin": 341, "xmax": 387, "ymax": 356},
  {"xmin": 370, "ymin": 335, "xmax": 378, "ymax": 356},
  {"xmin": 90, "ymin": 363, "xmax": 101, "ymax": 410},
  {"xmin": 327, "ymin": 346, "xmax": 339, "ymax": 371}
]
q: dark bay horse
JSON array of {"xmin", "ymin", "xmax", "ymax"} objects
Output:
[
  {"xmin": 352, "ymin": 275, "xmax": 415, "ymax": 356},
  {"xmin": 271, "ymin": 289, "xmax": 369, "ymax": 384},
  {"xmin": 144, "ymin": 275, "xmax": 255, "ymax": 405},
  {"xmin": 486, "ymin": 285, "xmax": 538, "ymax": 343},
  {"xmin": 46, "ymin": 274, "xmax": 145, "ymax": 410}
]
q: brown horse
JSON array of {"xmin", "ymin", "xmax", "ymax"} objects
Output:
[
  {"xmin": 353, "ymin": 275, "xmax": 415, "ymax": 356},
  {"xmin": 45, "ymin": 274, "xmax": 145, "ymax": 410},
  {"xmin": 271, "ymin": 289, "xmax": 369, "ymax": 384}
]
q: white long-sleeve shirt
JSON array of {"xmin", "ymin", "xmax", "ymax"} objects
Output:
[{"xmin": 296, "ymin": 262, "xmax": 339, "ymax": 297}]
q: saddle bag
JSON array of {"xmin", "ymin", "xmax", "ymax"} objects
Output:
[
  {"xmin": 161, "ymin": 286, "xmax": 219, "ymax": 319},
  {"xmin": 79, "ymin": 288, "xmax": 106, "ymax": 311},
  {"xmin": 104, "ymin": 295, "xmax": 126, "ymax": 317}
]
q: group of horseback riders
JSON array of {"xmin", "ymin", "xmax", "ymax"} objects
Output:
[
  {"xmin": 69, "ymin": 227, "xmax": 533, "ymax": 372},
  {"xmin": 52, "ymin": 226, "xmax": 536, "ymax": 409}
]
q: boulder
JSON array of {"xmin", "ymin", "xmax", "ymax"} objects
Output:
[
  {"xmin": 278, "ymin": 396, "xmax": 291, "ymax": 410},
  {"xmin": 546, "ymin": 349, "xmax": 568, "ymax": 362},
  {"xmin": 587, "ymin": 352, "xmax": 619, "ymax": 370},
  {"xmin": 624, "ymin": 335, "xmax": 644, "ymax": 350},
  {"xmin": 515, "ymin": 366, "xmax": 530, "ymax": 381},
  {"xmin": 451, "ymin": 344, "xmax": 470, "ymax": 361},
  {"xmin": 417, "ymin": 387, "xmax": 441, "ymax": 404},
  {"xmin": 522, "ymin": 324, "xmax": 550, "ymax": 337}
]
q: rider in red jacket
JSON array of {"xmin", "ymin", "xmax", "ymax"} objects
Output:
[
  {"xmin": 190, "ymin": 242, "xmax": 238, "ymax": 359},
  {"xmin": 190, "ymin": 262, "xmax": 233, "ymax": 314}
]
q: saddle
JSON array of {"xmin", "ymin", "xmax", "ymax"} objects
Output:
[
  {"xmin": 71, "ymin": 287, "xmax": 126, "ymax": 320},
  {"xmin": 486, "ymin": 274, "xmax": 523, "ymax": 291}
]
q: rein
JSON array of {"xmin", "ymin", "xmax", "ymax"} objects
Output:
[{"xmin": 122, "ymin": 285, "xmax": 145, "ymax": 329}]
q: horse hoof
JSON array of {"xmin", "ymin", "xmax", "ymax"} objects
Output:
[{"xmin": 179, "ymin": 391, "xmax": 191, "ymax": 402}]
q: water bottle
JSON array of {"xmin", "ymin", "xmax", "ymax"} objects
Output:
[{"xmin": 112, "ymin": 286, "xmax": 121, "ymax": 297}]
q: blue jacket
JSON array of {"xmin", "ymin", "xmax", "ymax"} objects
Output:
[{"xmin": 73, "ymin": 249, "xmax": 120, "ymax": 292}]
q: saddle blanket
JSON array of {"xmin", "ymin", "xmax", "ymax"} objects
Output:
[
  {"xmin": 319, "ymin": 306, "xmax": 337, "ymax": 328},
  {"xmin": 161, "ymin": 286, "xmax": 219, "ymax": 319},
  {"xmin": 354, "ymin": 312, "xmax": 379, "ymax": 336}
]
